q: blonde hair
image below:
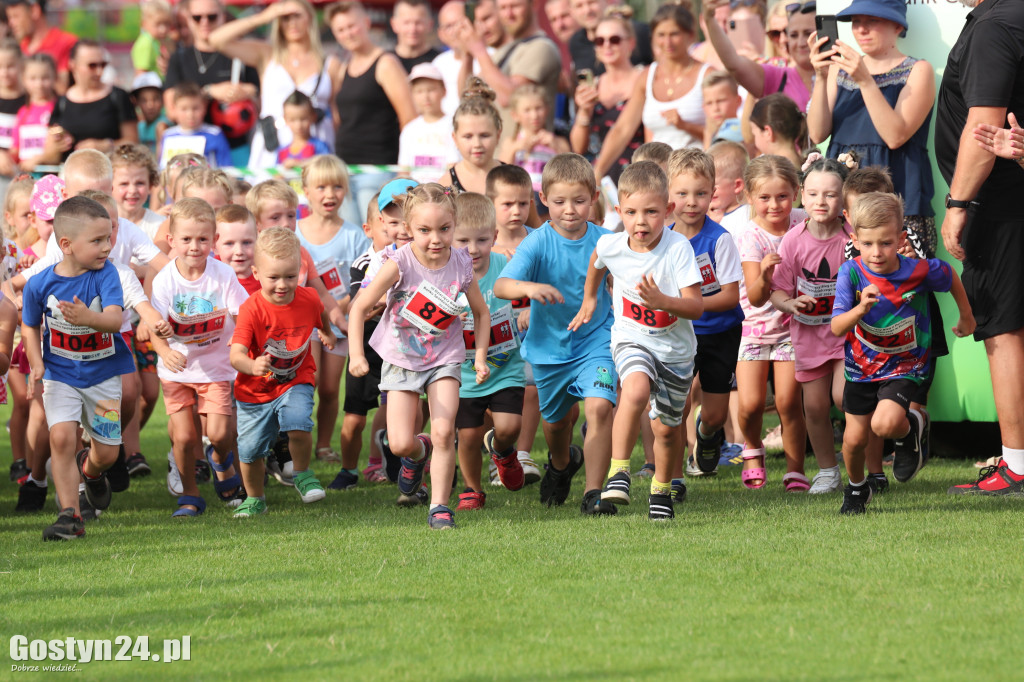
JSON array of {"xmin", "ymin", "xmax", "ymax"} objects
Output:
[
  {"xmin": 110, "ymin": 143, "xmax": 159, "ymax": 186},
  {"xmin": 743, "ymin": 154, "xmax": 799, "ymax": 197},
  {"xmin": 366, "ymin": 192, "xmax": 381, "ymax": 225},
  {"xmin": 454, "ymin": 192, "xmax": 495, "ymax": 233},
  {"xmin": 325, "ymin": 1, "xmax": 367, "ymax": 23},
  {"xmin": 160, "ymin": 153, "xmax": 208, "ymax": 205},
  {"xmin": 393, "ymin": 182, "xmax": 458, "ymax": 225},
  {"xmin": 618, "ymin": 161, "xmax": 668, "ymax": 201},
  {"xmin": 63, "ymin": 149, "xmax": 113, "ymax": 185},
  {"xmin": 246, "ymin": 180, "xmax": 299, "ymax": 218},
  {"xmin": 141, "ymin": 0, "xmax": 173, "ymax": 19},
  {"xmin": 667, "ymin": 148, "xmax": 716, "ymax": 186},
  {"xmin": 454, "ymin": 77, "xmax": 502, "ymax": 134},
  {"xmin": 631, "ymin": 141, "xmax": 672, "ymax": 166},
  {"xmin": 541, "ymin": 152, "xmax": 597, "ymax": 195},
  {"xmin": 850, "ymin": 192, "xmax": 904, "ymax": 234},
  {"xmin": 271, "ymin": 0, "xmax": 324, "ymax": 68},
  {"xmin": 179, "ymin": 168, "xmax": 233, "ymax": 205},
  {"xmin": 170, "ymin": 196, "xmax": 217, "ymax": 234},
  {"xmin": 2, "ymin": 177, "xmax": 36, "ymax": 242},
  {"xmin": 708, "ymin": 140, "xmax": 749, "ymax": 182},
  {"xmin": 0, "ymin": 38, "xmax": 22, "ymax": 64},
  {"xmin": 302, "ymin": 154, "xmax": 350, "ymax": 195},
  {"xmin": 256, "ymin": 226, "xmax": 301, "ymax": 262},
  {"xmin": 216, "ymin": 203, "xmax": 255, "ymax": 228},
  {"xmin": 702, "ymin": 69, "xmax": 739, "ymax": 95},
  {"xmin": 77, "ymin": 189, "xmax": 117, "ymax": 216},
  {"xmin": 598, "ymin": 5, "xmax": 636, "ymax": 40}
]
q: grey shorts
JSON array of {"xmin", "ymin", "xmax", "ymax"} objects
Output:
[
  {"xmin": 612, "ymin": 342, "xmax": 694, "ymax": 427},
  {"xmin": 379, "ymin": 361, "xmax": 462, "ymax": 395},
  {"xmin": 43, "ymin": 376, "xmax": 123, "ymax": 445}
]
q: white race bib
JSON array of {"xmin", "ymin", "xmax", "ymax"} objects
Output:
[
  {"xmin": 314, "ymin": 257, "xmax": 349, "ymax": 302},
  {"xmin": 695, "ymin": 252, "xmax": 720, "ymax": 295},
  {"xmin": 855, "ymin": 316, "xmax": 917, "ymax": 354},
  {"xmin": 398, "ymin": 282, "xmax": 461, "ymax": 337},
  {"xmin": 263, "ymin": 333, "xmax": 313, "ymax": 383},
  {"xmin": 463, "ymin": 304, "xmax": 519, "ymax": 361},
  {"xmin": 169, "ymin": 308, "xmax": 228, "ymax": 348},
  {"xmin": 47, "ymin": 316, "xmax": 115, "ymax": 361},
  {"xmin": 794, "ymin": 278, "xmax": 836, "ymax": 326}
]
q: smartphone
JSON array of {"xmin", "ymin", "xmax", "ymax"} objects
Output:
[
  {"xmin": 465, "ymin": 0, "xmax": 477, "ymax": 22},
  {"xmin": 576, "ymin": 68, "xmax": 595, "ymax": 89},
  {"xmin": 259, "ymin": 116, "xmax": 279, "ymax": 152},
  {"xmin": 815, "ymin": 15, "xmax": 839, "ymax": 52},
  {"xmin": 727, "ymin": 16, "xmax": 765, "ymax": 55}
]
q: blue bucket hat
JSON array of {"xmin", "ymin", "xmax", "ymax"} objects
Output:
[
  {"xmin": 836, "ymin": 0, "xmax": 908, "ymax": 37},
  {"xmin": 377, "ymin": 178, "xmax": 419, "ymax": 212}
]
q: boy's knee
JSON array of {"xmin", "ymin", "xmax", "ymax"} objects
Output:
[
  {"xmin": 871, "ymin": 411, "xmax": 906, "ymax": 439},
  {"xmin": 585, "ymin": 398, "xmax": 613, "ymax": 422}
]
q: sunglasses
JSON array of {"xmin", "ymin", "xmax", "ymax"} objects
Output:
[
  {"xmin": 191, "ymin": 13, "xmax": 219, "ymax": 23},
  {"xmin": 767, "ymin": 29, "xmax": 783, "ymax": 39},
  {"xmin": 786, "ymin": 1, "xmax": 815, "ymax": 15},
  {"xmin": 593, "ymin": 35, "xmax": 625, "ymax": 47},
  {"xmin": 86, "ymin": 61, "xmax": 109, "ymax": 70}
]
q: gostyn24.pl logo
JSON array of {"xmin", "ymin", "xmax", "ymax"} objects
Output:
[{"xmin": 9, "ymin": 635, "xmax": 191, "ymax": 667}]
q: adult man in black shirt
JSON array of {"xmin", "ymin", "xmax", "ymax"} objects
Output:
[
  {"xmin": 567, "ymin": 0, "xmax": 651, "ymax": 75},
  {"xmin": 391, "ymin": 0, "xmax": 441, "ymax": 72},
  {"xmin": 938, "ymin": 0, "xmax": 1024, "ymax": 496},
  {"xmin": 163, "ymin": 0, "xmax": 260, "ymax": 166}
]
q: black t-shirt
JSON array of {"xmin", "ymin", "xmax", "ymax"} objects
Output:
[
  {"xmin": 567, "ymin": 21, "xmax": 653, "ymax": 76},
  {"xmin": 935, "ymin": 0, "xmax": 1024, "ymax": 219},
  {"xmin": 51, "ymin": 87, "xmax": 137, "ymax": 155},
  {"xmin": 394, "ymin": 47, "xmax": 441, "ymax": 74},
  {"xmin": 0, "ymin": 95, "xmax": 27, "ymax": 151}
]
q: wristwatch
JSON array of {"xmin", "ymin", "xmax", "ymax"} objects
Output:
[{"xmin": 945, "ymin": 193, "xmax": 975, "ymax": 210}]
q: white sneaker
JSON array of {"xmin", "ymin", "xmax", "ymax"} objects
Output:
[
  {"xmin": 518, "ymin": 451, "xmax": 541, "ymax": 485},
  {"xmin": 167, "ymin": 449, "xmax": 183, "ymax": 496},
  {"xmin": 488, "ymin": 460, "xmax": 503, "ymax": 487},
  {"xmin": 685, "ymin": 454, "xmax": 704, "ymax": 477},
  {"xmin": 808, "ymin": 467, "xmax": 842, "ymax": 494}
]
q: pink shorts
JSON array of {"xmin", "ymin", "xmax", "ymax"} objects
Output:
[
  {"xmin": 795, "ymin": 358, "xmax": 841, "ymax": 384},
  {"xmin": 161, "ymin": 380, "xmax": 233, "ymax": 416}
]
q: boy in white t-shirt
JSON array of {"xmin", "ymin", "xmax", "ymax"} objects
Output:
[
  {"xmin": 149, "ymin": 198, "xmax": 249, "ymax": 517},
  {"xmin": 398, "ymin": 64, "xmax": 459, "ymax": 184},
  {"xmin": 569, "ymin": 162, "xmax": 704, "ymax": 520}
]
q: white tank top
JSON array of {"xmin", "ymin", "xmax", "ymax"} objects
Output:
[
  {"xmin": 641, "ymin": 61, "xmax": 710, "ymax": 150},
  {"xmin": 249, "ymin": 58, "xmax": 336, "ymax": 169}
]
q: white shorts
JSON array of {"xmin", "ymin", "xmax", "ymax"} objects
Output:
[{"xmin": 42, "ymin": 376, "xmax": 123, "ymax": 445}]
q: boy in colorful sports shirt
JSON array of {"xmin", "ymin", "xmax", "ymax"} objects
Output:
[
  {"xmin": 22, "ymin": 196, "xmax": 137, "ymax": 540},
  {"xmin": 570, "ymin": 161, "xmax": 704, "ymax": 519},
  {"xmin": 229, "ymin": 227, "xmax": 336, "ymax": 517},
  {"xmin": 831, "ymin": 193, "xmax": 974, "ymax": 515},
  {"xmin": 452, "ymin": 192, "xmax": 526, "ymax": 510},
  {"xmin": 494, "ymin": 153, "xmax": 618, "ymax": 515}
]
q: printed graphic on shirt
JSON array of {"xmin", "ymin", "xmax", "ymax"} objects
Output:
[
  {"xmin": 795, "ymin": 257, "xmax": 837, "ymax": 326},
  {"xmin": 263, "ymin": 327, "xmax": 314, "ymax": 384},
  {"xmin": 45, "ymin": 294, "xmax": 114, "ymax": 362},
  {"xmin": 389, "ymin": 277, "xmax": 464, "ymax": 364},
  {"xmin": 168, "ymin": 293, "xmax": 229, "ymax": 348}
]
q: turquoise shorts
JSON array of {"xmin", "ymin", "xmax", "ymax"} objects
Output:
[{"xmin": 532, "ymin": 355, "xmax": 617, "ymax": 423}]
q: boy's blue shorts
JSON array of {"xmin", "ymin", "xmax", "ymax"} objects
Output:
[
  {"xmin": 532, "ymin": 355, "xmax": 618, "ymax": 423},
  {"xmin": 236, "ymin": 383, "xmax": 315, "ymax": 464}
]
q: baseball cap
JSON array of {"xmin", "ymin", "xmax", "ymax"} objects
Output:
[
  {"xmin": 31, "ymin": 175, "xmax": 65, "ymax": 222},
  {"xmin": 377, "ymin": 178, "xmax": 419, "ymax": 212},
  {"xmin": 407, "ymin": 63, "xmax": 445, "ymax": 84},
  {"xmin": 131, "ymin": 71, "xmax": 164, "ymax": 96}
]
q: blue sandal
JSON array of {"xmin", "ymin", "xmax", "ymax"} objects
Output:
[
  {"xmin": 172, "ymin": 495, "xmax": 206, "ymax": 517},
  {"xmin": 209, "ymin": 450, "xmax": 244, "ymax": 504}
]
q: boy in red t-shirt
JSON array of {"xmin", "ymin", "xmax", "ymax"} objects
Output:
[{"xmin": 229, "ymin": 227, "xmax": 336, "ymax": 517}]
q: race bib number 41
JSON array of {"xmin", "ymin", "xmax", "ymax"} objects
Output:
[
  {"xmin": 399, "ymin": 282, "xmax": 461, "ymax": 337},
  {"xmin": 169, "ymin": 308, "xmax": 227, "ymax": 347},
  {"xmin": 621, "ymin": 287, "xmax": 677, "ymax": 336},
  {"xmin": 794, "ymin": 278, "xmax": 836, "ymax": 326},
  {"xmin": 47, "ymin": 316, "xmax": 114, "ymax": 361}
]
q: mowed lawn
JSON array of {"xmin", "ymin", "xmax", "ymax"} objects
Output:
[{"xmin": 1, "ymin": 396, "xmax": 1023, "ymax": 681}]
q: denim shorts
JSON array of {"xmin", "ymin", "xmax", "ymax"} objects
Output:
[{"xmin": 236, "ymin": 383, "xmax": 315, "ymax": 464}]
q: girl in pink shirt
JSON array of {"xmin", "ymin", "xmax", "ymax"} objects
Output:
[
  {"xmin": 770, "ymin": 156, "xmax": 851, "ymax": 494},
  {"xmin": 13, "ymin": 55, "xmax": 57, "ymax": 172}
]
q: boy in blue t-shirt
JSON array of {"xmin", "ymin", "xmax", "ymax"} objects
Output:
[
  {"xmin": 452, "ymin": 193, "xmax": 526, "ymax": 510},
  {"xmin": 22, "ymin": 197, "xmax": 136, "ymax": 540},
  {"xmin": 494, "ymin": 153, "xmax": 618, "ymax": 515},
  {"xmin": 831, "ymin": 193, "xmax": 974, "ymax": 515},
  {"xmin": 160, "ymin": 82, "xmax": 232, "ymax": 168}
]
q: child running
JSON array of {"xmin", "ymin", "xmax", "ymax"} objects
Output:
[
  {"xmin": 570, "ymin": 161, "xmax": 704, "ymax": 519},
  {"xmin": 348, "ymin": 183, "xmax": 491, "ymax": 529},
  {"xmin": 769, "ymin": 156, "xmax": 851, "ymax": 494}
]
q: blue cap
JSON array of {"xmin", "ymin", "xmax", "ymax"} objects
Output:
[
  {"xmin": 712, "ymin": 118, "xmax": 744, "ymax": 145},
  {"xmin": 836, "ymin": 0, "xmax": 907, "ymax": 37},
  {"xmin": 377, "ymin": 178, "xmax": 419, "ymax": 212}
]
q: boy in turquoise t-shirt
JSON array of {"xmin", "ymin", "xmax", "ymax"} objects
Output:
[{"xmin": 452, "ymin": 193, "xmax": 526, "ymax": 510}]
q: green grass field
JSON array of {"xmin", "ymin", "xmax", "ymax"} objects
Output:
[{"xmin": 1, "ymin": 398, "xmax": 1023, "ymax": 681}]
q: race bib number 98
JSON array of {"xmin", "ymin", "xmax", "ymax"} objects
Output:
[{"xmin": 621, "ymin": 287, "xmax": 677, "ymax": 336}]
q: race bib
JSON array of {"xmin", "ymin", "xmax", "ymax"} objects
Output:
[
  {"xmin": 463, "ymin": 304, "xmax": 518, "ymax": 361},
  {"xmin": 0, "ymin": 112, "xmax": 14, "ymax": 149},
  {"xmin": 621, "ymin": 287, "xmax": 677, "ymax": 336},
  {"xmin": 855, "ymin": 316, "xmax": 917, "ymax": 354},
  {"xmin": 17, "ymin": 124, "xmax": 49, "ymax": 159},
  {"xmin": 47, "ymin": 316, "xmax": 114, "ymax": 361},
  {"xmin": 413, "ymin": 154, "xmax": 445, "ymax": 169},
  {"xmin": 263, "ymin": 333, "xmax": 313, "ymax": 383},
  {"xmin": 159, "ymin": 135, "xmax": 206, "ymax": 168},
  {"xmin": 169, "ymin": 308, "xmax": 227, "ymax": 348},
  {"xmin": 399, "ymin": 282, "xmax": 461, "ymax": 337},
  {"xmin": 314, "ymin": 257, "xmax": 349, "ymax": 302},
  {"xmin": 695, "ymin": 252, "xmax": 720, "ymax": 296},
  {"xmin": 510, "ymin": 296, "xmax": 530, "ymax": 310},
  {"xmin": 794, "ymin": 278, "xmax": 836, "ymax": 326}
]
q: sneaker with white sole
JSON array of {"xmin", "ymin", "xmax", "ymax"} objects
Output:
[
  {"xmin": 601, "ymin": 471, "xmax": 631, "ymax": 505},
  {"xmin": 233, "ymin": 497, "xmax": 268, "ymax": 517},
  {"xmin": 518, "ymin": 452, "xmax": 541, "ymax": 485},
  {"xmin": 808, "ymin": 467, "xmax": 842, "ymax": 494},
  {"xmin": 292, "ymin": 470, "xmax": 326, "ymax": 503},
  {"xmin": 167, "ymin": 450, "xmax": 183, "ymax": 496}
]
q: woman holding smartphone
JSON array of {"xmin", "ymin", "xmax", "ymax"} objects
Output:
[{"xmin": 570, "ymin": 6, "xmax": 645, "ymax": 185}]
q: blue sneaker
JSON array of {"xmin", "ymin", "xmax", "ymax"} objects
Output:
[
  {"xmin": 328, "ymin": 469, "xmax": 359, "ymax": 490},
  {"xmin": 428, "ymin": 505, "xmax": 456, "ymax": 529},
  {"xmin": 397, "ymin": 434, "xmax": 432, "ymax": 499},
  {"xmin": 719, "ymin": 443, "xmax": 743, "ymax": 466}
]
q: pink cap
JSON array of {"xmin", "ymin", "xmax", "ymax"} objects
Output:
[
  {"xmin": 407, "ymin": 62, "xmax": 444, "ymax": 84},
  {"xmin": 31, "ymin": 175, "xmax": 65, "ymax": 222}
]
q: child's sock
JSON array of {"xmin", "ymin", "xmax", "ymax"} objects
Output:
[
  {"xmin": 343, "ymin": 468, "xmax": 358, "ymax": 476},
  {"xmin": 697, "ymin": 420, "xmax": 716, "ymax": 440},
  {"xmin": 29, "ymin": 474, "xmax": 47, "ymax": 487},
  {"xmin": 819, "ymin": 465, "xmax": 839, "ymax": 474},
  {"xmin": 850, "ymin": 478, "xmax": 867, "ymax": 488},
  {"xmin": 495, "ymin": 444, "xmax": 516, "ymax": 458},
  {"xmin": 412, "ymin": 440, "xmax": 426, "ymax": 462},
  {"xmin": 651, "ymin": 479, "xmax": 671, "ymax": 496},
  {"xmin": 429, "ymin": 503, "xmax": 443, "ymax": 511},
  {"xmin": 608, "ymin": 458, "xmax": 630, "ymax": 477},
  {"xmin": 1002, "ymin": 447, "xmax": 1024, "ymax": 475}
]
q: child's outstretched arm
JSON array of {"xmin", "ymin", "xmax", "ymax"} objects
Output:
[
  {"xmin": 56, "ymin": 300, "xmax": 123, "ymax": 333},
  {"xmin": 493, "ymin": 277, "xmax": 563, "ymax": 306},
  {"xmin": 150, "ymin": 330, "xmax": 186, "ymax": 373},
  {"xmin": 703, "ymin": 282, "xmax": 740, "ymax": 312},
  {"xmin": 310, "ymin": 276, "xmax": 348, "ymax": 334},
  {"xmin": 347, "ymin": 260, "xmax": 401, "ymax": 378},
  {"xmin": 568, "ymin": 250, "xmax": 607, "ymax": 331},
  {"xmin": 637, "ymin": 277, "xmax": 704, "ymax": 321},
  {"xmin": 831, "ymin": 283, "xmax": 879, "ymax": 337},
  {"xmin": 134, "ymin": 300, "xmax": 173, "ymax": 339},
  {"xmin": 770, "ymin": 289, "xmax": 818, "ymax": 316},
  {"xmin": 948, "ymin": 268, "xmax": 977, "ymax": 338},
  {"xmin": 465, "ymin": 278, "xmax": 491, "ymax": 384}
]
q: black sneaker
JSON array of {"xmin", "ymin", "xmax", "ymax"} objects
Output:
[
  {"xmin": 648, "ymin": 493, "xmax": 675, "ymax": 521},
  {"xmin": 671, "ymin": 478, "xmax": 688, "ymax": 503},
  {"xmin": 839, "ymin": 482, "xmax": 873, "ymax": 515},
  {"xmin": 126, "ymin": 452, "xmax": 151, "ymax": 477},
  {"xmin": 77, "ymin": 486, "xmax": 102, "ymax": 521},
  {"xmin": 428, "ymin": 505, "xmax": 456, "ymax": 530},
  {"xmin": 107, "ymin": 446, "xmax": 130, "ymax": 493},
  {"xmin": 194, "ymin": 458, "xmax": 212, "ymax": 485},
  {"xmin": 580, "ymin": 489, "xmax": 617, "ymax": 516},
  {"xmin": 539, "ymin": 445, "xmax": 583, "ymax": 507},
  {"xmin": 600, "ymin": 471, "xmax": 631, "ymax": 505},
  {"xmin": 867, "ymin": 472, "xmax": 889, "ymax": 494},
  {"xmin": 892, "ymin": 411, "xmax": 923, "ymax": 483},
  {"xmin": 76, "ymin": 448, "xmax": 111, "ymax": 511},
  {"xmin": 374, "ymin": 429, "xmax": 402, "ymax": 483},
  {"xmin": 9, "ymin": 458, "xmax": 28, "ymax": 481},
  {"xmin": 15, "ymin": 479, "xmax": 47, "ymax": 512},
  {"xmin": 327, "ymin": 469, "xmax": 359, "ymax": 490},
  {"xmin": 694, "ymin": 416, "xmax": 724, "ymax": 474},
  {"xmin": 43, "ymin": 508, "xmax": 84, "ymax": 541}
]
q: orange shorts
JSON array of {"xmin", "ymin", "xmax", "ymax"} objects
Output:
[{"xmin": 161, "ymin": 380, "xmax": 233, "ymax": 416}]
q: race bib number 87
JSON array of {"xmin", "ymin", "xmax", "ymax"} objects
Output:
[{"xmin": 399, "ymin": 282, "xmax": 461, "ymax": 337}]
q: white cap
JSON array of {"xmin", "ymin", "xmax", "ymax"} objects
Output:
[
  {"xmin": 131, "ymin": 71, "xmax": 164, "ymax": 94},
  {"xmin": 407, "ymin": 62, "xmax": 444, "ymax": 84}
]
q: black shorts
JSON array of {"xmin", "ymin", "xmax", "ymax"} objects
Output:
[
  {"xmin": 911, "ymin": 361, "xmax": 936, "ymax": 405},
  {"xmin": 962, "ymin": 206, "xmax": 1024, "ymax": 340},
  {"xmin": 342, "ymin": 320, "xmax": 383, "ymax": 416},
  {"xmin": 843, "ymin": 378, "xmax": 917, "ymax": 416},
  {"xmin": 694, "ymin": 325, "xmax": 741, "ymax": 394},
  {"xmin": 455, "ymin": 386, "xmax": 525, "ymax": 430}
]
